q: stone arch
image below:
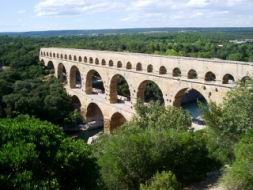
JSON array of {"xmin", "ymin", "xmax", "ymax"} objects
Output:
[
  {"xmin": 78, "ymin": 56, "xmax": 82, "ymax": 62},
  {"xmin": 173, "ymin": 68, "xmax": 181, "ymax": 77},
  {"xmin": 70, "ymin": 66, "xmax": 82, "ymax": 89},
  {"xmin": 147, "ymin": 64, "xmax": 153, "ymax": 73},
  {"xmin": 188, "ymin": 69, "xmax": 198, "ymax": 79},
  {"xmin": 241, "ymin": 76, "xmax": 250, "ymax": 83},
  {"xmin": 57, "ymin": 53, "xmax": 59, "ymax": 58},
  {"xmin": 86, "ymin": 103, "xmax": 104, "ymax": 127},
  {"xmin": 109, "ymin": 74, "xmax": 131, "ymax": 104},
  {"xmin": 223, "ymin": 74, "xmax": 235, "ymax": 84},
  {"xmin": 60, "ymin": 54, "xmax": 63, "ymax": 59},
  {"xmin": 50, "ymin": 52, "xmax": 52, "ymax": 57},
  {"xmin": 69, "ymin": 55, "xmax": 72, "ymax": 60},
  {"xmin": 85, "ymin": 70, "xmax": 105, "ymax": 94},
  {"xmin": 72, "ymin": 95, "xmax": 81, "ymax": 111},
  {"xmin": 205, "ymin": 72, "xmax": 216, "ymax": 82},
  {"xmin": 109, "ymin": 60, "xmax": 114, "ymax": 67},
  {"xmin": 102, "ymin": 59, "xmax": 106, "ymax": 65},
  {"xmin": 137, "ymin": 80, "xmax": 164, "ymax": 104},
  {"xmin": 53, "ymin": 53, "xmax": 55, "ymax": 58},
  {"xmin": 136, "ymin": 63, "xmax": 142, "ymax": 71},
  {"xmin": 46, "ymin": 52, "xmax": 49, "ymax": 56},
  {"xmin": 117, "ymin": 61, "xmax": 122, "ymax": 68},
  {"xmin": 110, "ymin": 112, "xmax": 127, "ymax": 132},
  {"xmin": 95, "ymin": 58, "xmax": 99, "ymax": 65},
  {"xmin": 84, "ymin": 56, "xmax": 88, "ymax": 63},
  {"xmin": 173, "ymin": 88, "xmax": 208, "ymax": 120},
  {"xmin": 46, "ymin": 61, "xmax": 55, "ymax": 74},
  {"xmin": 74, "ymin": 55, "xmax": 77, "ymax": 61},
  {"xmin": 89, "ymin": 57, "xmax": 93, "ymax": 64},
  {"xmin": 64, "ymin": 54, "xmax": 67, "ymax": 59},
  {"xmin": 126, "ymin": 62, "xmax": 132, "ymax": 70},
  {"xmin": 57, "ymin": 63, "xmax": 67, "ymax": 84},
  {"xmin": 159, "ymin": 66, "xmax": 167, "ymax": 75}
]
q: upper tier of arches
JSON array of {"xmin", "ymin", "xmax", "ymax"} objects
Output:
[{"xmin": 41, "ymin": 50, "xmax": 252, "ymax": 85}]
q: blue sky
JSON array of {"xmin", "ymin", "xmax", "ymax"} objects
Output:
[{"xmin": 0, "ymin": 0, "xmax": 253, "ymax": 32}]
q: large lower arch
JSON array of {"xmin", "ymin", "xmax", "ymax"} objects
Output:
[
  {"xmin": 137, "ymin": 80, "xmax": 164, "ymax": 104},
  {"xmin": 46, "ymin": 61, "xmax": 55, "ymax": 74},
  {"xmin": 70, "ymin": 66, "xmax": 82, "ymax": 88},
  {"xmin": 57, "ymin": 63, "xmax": 67, "ymax": 84},
  {"xmin": 110, "ymin": 112, "xmax": 126, "ymax": 132},
  {"xmin": 173, "ymin": 88, "xmax": 207, "ymax": 120},
  {"xmin": 85, "ymin": 70, "xmax": 105, "ymax": 94},
  {"xmin": 86, "ymin": 103, "xmax": 104, "ymax": 127},
  {"xmin": 109, "ymin": 74, "xmax": 131, "ymax": 103}
]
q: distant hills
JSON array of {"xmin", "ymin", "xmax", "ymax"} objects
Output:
[{"xmin": 1, "ymin": 27, "xmax": 253, "ymax": 37}]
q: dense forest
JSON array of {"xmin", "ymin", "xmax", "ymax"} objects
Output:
[{"xmin": 0, "ymin": 31, "xmax": 252, "ymax": 189}]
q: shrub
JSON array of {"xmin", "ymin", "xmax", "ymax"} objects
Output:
[
  {"xmin": 96, "ymin": 126, "xmax": 213, "ymax": 190},
  {"xmin": 221, "ymin": 130, "xmax": 253, "ymax": 190},
  {"xmin": 140, "ymin": 171, "xmax": 181, "ymax": 190}
]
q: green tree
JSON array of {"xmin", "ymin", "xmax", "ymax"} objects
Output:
[{"xmin": 0, "ymin": 115, "xmax": 99, "ymax": 190}]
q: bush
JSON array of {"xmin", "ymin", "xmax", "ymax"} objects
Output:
[
  {"xmin": 221, "ymin": 130, "xmax": 253, "ymax": 190},
  {"xmin": 201, "ymin": 78, "xmax": 253, "ymax": 164},
  {"xmin": 96, "ymin": 126, "xmax": 213, "ymax": 190},
  {"xmin": 140, "ymin": 171, "xmax": 181, "ymax": 190},
  {"xmin": 0, "ymin": 115, "xmax": 99, "ymax": 190}
]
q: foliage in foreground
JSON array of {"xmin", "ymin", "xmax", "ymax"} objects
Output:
[
  {"xmin": 140, "ymin": 171, "xmax": 181, "ymax": 190},
  {"xmin": 95, "ymin": 103, "xmax": 213, "ymax": 190},
  {"xmin": 221, "ymin": 130, "xmax": 253, "ymax": 190},
  {"xmin": 201, "ymin": 78, "xmax": 253, "ymax": 164},
  {"xmin": 0, "ymin": 115, "xmax": 99, "ymax": 190}
]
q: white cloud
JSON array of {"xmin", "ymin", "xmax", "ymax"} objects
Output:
[{"xmin": 34, "ymin": 0, "xmax": 253, "ymax": 27}]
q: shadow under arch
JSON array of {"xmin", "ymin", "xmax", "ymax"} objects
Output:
[
  {"xmin": 137, "ymin": 80, "xmax": 164, "ymax": 104},
  {"xmin": 86, "ymin": 103, "xmax": 104, "ymax": 127},
  {"xmin": 110, "ymin": 112, "xmax": 126, "ymax": 132},
  {"xmin": 46, "ymin": 61, "xmax": 55, "ymax": 74},
  {"xmin": 72, "ymin": 95, "xmax": 81, "ymax": 111},
  {"xmin": 109, "ymin": 74, "xmax": 131, "ymax": 104},
  {"xmin": 173, "ymin": 88, "xmax": 208, "ymax": 120},
  {"xmin": 85, "ymin": 69, "xmax": 105, "ymax": 94},
  {"xmin": 57, "ymin": 63, "xmax": 67, "ymax": 84},
  {"xmin": 70, "ymin": 66, "xmax": 82, "ymax": 89}
]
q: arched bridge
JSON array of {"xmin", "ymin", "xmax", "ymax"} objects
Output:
[{"xmin": 40, "ymin": 48, "xmax": 253, "ymax": 133}]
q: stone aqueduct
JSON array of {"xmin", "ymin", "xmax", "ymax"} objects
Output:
[{"xmin": 40, "ymin": 48, "xmax": 253, "ymax": 133}]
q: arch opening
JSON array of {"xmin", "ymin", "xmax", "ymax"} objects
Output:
[
  {"xmin": 95, "ymin": 58, "xmax": 99, "ymax": 65},
  {"xmin": 57, "ymin": 63, "xmax": 67, "ymax": 84},
  {"xmin": 72, "ymin": 95, "xmax": 81, "ymax": 111},
  {"xmin": 86, "ymin": 70, "xmax": 105, "ymax": 94},
  {"xmin": 70, "ymin": 66, "xmax": 82, "ymax": 89},
  {"xmin": 223, "ymin": 74, "xmax": 235, "ymax": 84},
  {"xmin": 78, "ymin": 56, "xmax": 82, "ymax": 62},
  {"xmin": 188, "ymin": 69, "xmax": 198, "ymax": 79},
  {"xmin": 147, "ymin": 65, "xmax": 153, "ymax": 73},
  {"xmin": 109, "ymin": 60, "xmax": 114, "ymax": 67},
  {"xmin": 102, "ymin": 59, "xmax": 106, "ymax": 66},
  {"xmin": 159, "ymin": 66, "xmax": 167, "ymax": 75},
  {"xmin": 110, "ymin": 74, "xmax": 131, "ymax": 104},
  {"xmin": 117, "ymin": 61, "xmax": 122, "ymax": 68},
  {"xmin": 137, "ymin": 80, "xmax": 164, "ymax": 105},
  {"xmin": 136, "ymin": 63, "xmax": 142, "ymax": 71},
  {"xmin": 205, "ymin": 72, "xmax": 216, "ymax": 82},
  {"xmin": 173, "ymin": 88, "xmax": 207, "ymax": 124},
  {"xmin": 46, "ymin": 61, "xmax": 55, "ymax": 74},
  {"xmin": 242, "ymin": 76, "xmax": 250, "ymax": 84},
  {"xmin": 173, "ymin": 68, "xmax": 181, "ymax": 77},
  {"xmin": 86, "ymin": 103, "xmax": 104, "ymax": 129},
  {"xmin": 89, "ymin": 57, "xmax": 93, "ymax": 64},
  {"xmin": 110, "ymin": 112, "xmax": 126, "ymax": 132},
  {"xmin": 126, "ymin": 62, "xmax": 132, "ymax": 70}
]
